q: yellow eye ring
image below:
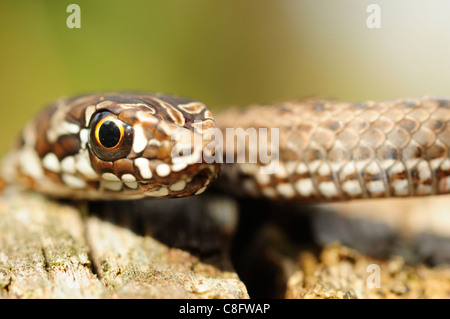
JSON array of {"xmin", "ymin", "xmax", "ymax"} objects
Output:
[{"xmin": 94, "ymin": 116, "xmax": 125, "ymax": 149}]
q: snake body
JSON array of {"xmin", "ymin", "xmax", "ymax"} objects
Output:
[{"xmin": 2, "ymin": 93, "xmax": 450, "ymax": 202}]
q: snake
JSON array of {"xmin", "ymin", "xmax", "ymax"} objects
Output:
[{"xmin": 2, "ymin": 93, "xmax": 450, "ymax": 203}]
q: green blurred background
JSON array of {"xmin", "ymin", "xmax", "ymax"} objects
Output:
[{"xmin": 1, "ymin": 0, "xmax": 450, "ymax": 154}]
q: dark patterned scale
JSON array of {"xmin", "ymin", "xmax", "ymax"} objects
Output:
[{"xmin": 2, "ymin": 93, "xmax": 450, "ymax": 203}]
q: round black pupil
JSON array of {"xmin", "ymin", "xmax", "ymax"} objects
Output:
[{"xmin": 99, "ymin": 121, "xmax": 121, "ymax": 148}]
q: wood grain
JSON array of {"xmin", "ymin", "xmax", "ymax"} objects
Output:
[{"xmin": 0, "ymin": 191, "xmax": 248, "ymax": 298}]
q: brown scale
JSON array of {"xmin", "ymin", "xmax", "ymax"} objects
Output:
[
  {"xmin": 113, "ymin": 158, "xmax": 135, "ymax": 177},
  {"xmin": 426, "ymin": 143, "xmax": 447, "ymax": 160},
  {"xmin": 34, "ymin": 105, "xmax": 57, "ymax": 157},
  {"xmin": 398, "ymin": 117, "xmax": 420, "ymax": 133},
  {"xmin": 155, "ymin": 142, "xmax": 173, "ymax": 161},
  {"xmin": 43, "ymin": 169, "xmax": 64, "ymax": 185},
  {"xmin": 52, "ymin": 135, "xmax": 80, "ymax": 160},
  {"xmin": 88, "ymin": 149, "xmax": 114, "ymax": 175},
  {"xmin": 423, "ymin": 119, "xmax": 444, "ymax": 133},
  {"xmin": 116, "ymin": 109, "xmax": 142, "ymax": 124}
]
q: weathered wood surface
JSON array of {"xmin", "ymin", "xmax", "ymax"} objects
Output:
[
  {"xmin": 3, "ymin": 188, "xmax": 450, "ymax": 299},
  {"xmin": 0, "ymin": 190, "xmax": 249, "ymax": 299},
  {"xmin": 232, "ymin": 197, "xmax": 450, "ymax": 298},
  {"xmin": 286, "ymin": 243, "xmax": 450, "ymax": 299}
]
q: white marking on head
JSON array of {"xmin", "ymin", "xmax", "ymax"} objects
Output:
[
  {"xmin": 75, "ymin": 150, "xmax": 98, "ymax": 179},
  {"xmin": 42, "ymin": 153, "xmax": 60, "ymax": 173},
  {"xmin": 194, "ymin": 186, "xmax": 207, "ymax": 195},
  {"xmin": 62, "ymin": 121, "xmax": 80, "ymax": 134},
  {"xmin": 172, "ymin": 149, "xmax": 201, "ymax": 165},
  {"xmin": 145, "ymin": 187, "xmax": 169, "ymax": 197},
  {"xmin": 136, "ymin": 111, "xmax": 158, "ymax": 124},
  {"xmin": 169, "ymin": 180, "xmax": 186, "ymax": 191},
  {"xmin": 79, "ymin": 129, "xmax": 89, "ymax": 149},
  {"xmin": 1, "ymin": 152, "xmax": 19, "ymax": 183},
  {"xmin": 124, "ymin": 181, "xmax": 138, "ymax": 189},
  {"xmin": 204, "ymin": 110, "xmax": 213, "ymax": 119},
  {"xmin": 171, "ymin": 162, "xmax": 187, "ymax": 172},
  {"xmin": 62, "ymin": 174, "xmax": 86, "ymax": 189},
  {"xmin": 148, "ymin": 139, "xmax": 161, "ymax": 147},
  {"xmin": 178, "ymin": 102, "xmax": 205, "ymax": 114},
  {"xmin": 102, "ymin": 172, "xmax": 120, "ymax": 181},
  {"xmin": 135, "ymin": 158, "xmax": 152, "ymax": 179},
  {"xmin": 121, "ymin": 173, "xmax": 136, "ymax": 183},
  {"xmin": 19, "ymin": 148, "xmax": 44, "ymax": 180},
  {"xmin": 23, "ymin": 121, "xmax": 37, "ymax": 147},
  {"xmin": 132, "ymin": 123, "xmax": 148, "ymax": 154},
  {"xmin": 152, "ymin": 97, "xmax": 186, "ymax": 126},
  {"xmin": 61, "ymin": 156, "xmax": 76, "ymax": 174},
  {"xmin": 119, "ymin": 173, "xmax": 138, "ymax": 188},
  {"xmin": 84, "ymin": 105, "xmax": 96, "ymax": 126},
  {"xmin": 101, "ymin": 180, "xmax": 123, "ymax": 191},
  {"xmin": 118, "ymin": 103, "xmax": 147, "ymax": 109},
  {"xmin": 156, "ymin": 163, "xmax": 171, "ymax": 177}
]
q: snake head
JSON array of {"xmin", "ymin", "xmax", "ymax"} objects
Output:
[
  {"xmin": 81, "ymin": 94, "xmax": 221, "ymax": 199},
  {"xmin": 4, "ymin": 93, "xmax": 221, "ymax": 200}
]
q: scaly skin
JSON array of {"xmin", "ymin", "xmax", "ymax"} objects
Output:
[
  {"xmin": 216, "ymin": 97, "xmax": 450, "ymax": 202},
  {"xmin": 2, "ymin": 94, "xmax": 450, "ymax": 203}
]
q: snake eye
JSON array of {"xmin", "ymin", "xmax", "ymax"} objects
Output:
[
  {"xmin": 95, "ymin": 117, "xmax": 123, "ymax": 149},
  {"xmin": 89, "ymin": 112, "xmax": 134, "ymax": 161}
]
